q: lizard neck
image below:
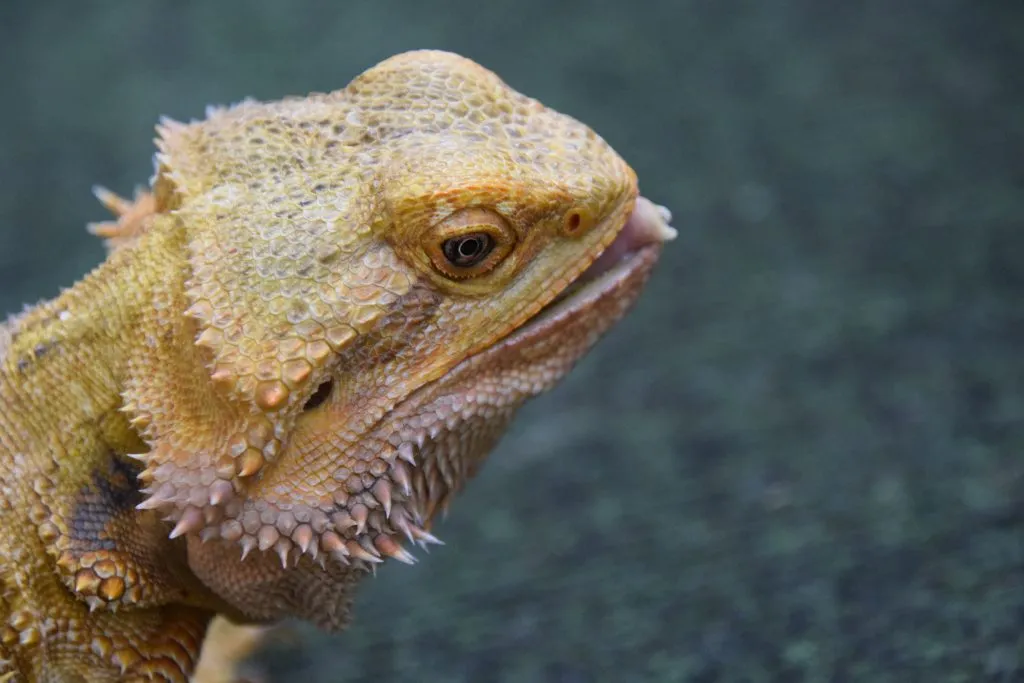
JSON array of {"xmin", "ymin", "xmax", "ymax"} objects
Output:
[
  {"xmin": 0, "ymin": 217, "xmax": 240, "ymax": 616},
  {"xmin": 0, "ymin": 222, "xmax": 175, "ymax": 456}
]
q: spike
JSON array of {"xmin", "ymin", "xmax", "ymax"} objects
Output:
[
  {"xmin": 92, "ymin": 185, "xmax": 132, "ymax": 216},
  {"xmin": 157, "ymin": 115, "xmax": 185, "ymax": 133},
  {"xmin": 209, "ymin": 479, "xmax": 234, "ymax": 506},
  {"xmin": 372, "ymin": 480, "xmax": 393, "ymax": 518},
  {"xmin": 136, "ymin": 488, "xmax": 172, "ymax": 511},
  {"xmin": 239, "ymin": 535, "xmax": 256, "ymax": 561},
  {"xmin": 215, "ymin": 463, "xmax": 236, "ymax": 481},
  {"xmin": 274, "ymin": 539, "xmax": 292, "ymax": 568},
  {"xmin": 194, "ymin": 327, "xmax": 221, "ymax": 348},
  {"xmin": 391, "ymin": 461, "xmax": 412, "ymax": 497},
  {"xmin": 210, "ymin": 367, "xmax": 233, "ymax": 387},
  {"xmin": 423, "ymin": 491, "xmax": 439, "ymax": 521},
  {"xmin": 237, "ymin": 449, "xmax": 264, "ymax": 477},
  {"xmin": 124, "ymin": 452, "xmax": 148, "ymax": 462},
  {"xmin": 321, "ymin": 532, "xmax": 349, "ymax": 564},
  {"xmin": 56, "ymin": 552, "xmax": 76, "ymax": 574},
  {"xmin": 128, "ymin": 414, "xmax": 151, "ymax": 430},
  {"xmin": 74, "ymin": 572, "xmax": 101, "ymax": 595},
  {"xmin": 374, "ymin": 535, "xmax": 416, "ymax": 565},
  {"xmin": 367, "ymin": 509, "xmax": 389, "ymax": 534},
  {"xmin": 186, "ymin": 303, "xmax": 212, "ymax": 326},
  {"xmin": 168, "ymin": 507, "xmax": 203, "ymax": 539},
  {"xmin": 199, "ymin": 527, "xmax": 219, "ymax": 543},
  {"xmin": 350, "ymin": 504, "xmax": 368, "ymax": 535},
  {"xmin": 275, "ymin": 512, "xmax": 297, "ymax": 536},
  {"xmin": 395, "ymin": 514, "xmax": 442, "ymax": 547},
  {"xmin": 185, "ymin": 300, "xmax": 213, "ymax": 320},
  {"xmin": 393, "ymin": 513, "xmax": 415, "ymax": 544},
  {"xmin": 346, "ymin": 540, "xmax": 381, "ymax": 564},
  {"xmin": 411, "ymin": 525, "xmax": 444, "ymax": 547},
  {"xmin": 320, "ymin": 531, "xmax": 347, "ymax": 554},
  {"xmin": 398, "ymin": 442, "xmax": 416, "ymax": 465},
  {"xmin": 257, "ymin": 526, "xmax": 279, "ymax": 552},
  {"xmin": 292, "ymin": 524, "xmax": 313, "ymax": 554},
  {"xmin": 86, "ymin": 221, "xmax": 114, "ymax": 239},
  {"xmin": 331, "ymin": 511, "xmax": 355, "ymax": 531}
]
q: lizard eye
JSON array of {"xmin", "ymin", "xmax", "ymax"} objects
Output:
[
  {"xmin": 442, "ymin": 233, "xmax": 494, "ymax": 267},
  {"xmin": 425, "ymin": 208, "xmax": 515, "ymax": 279}
]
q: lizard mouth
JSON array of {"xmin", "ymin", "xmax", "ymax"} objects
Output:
[
  {"xmin": 515, "ymin": 195, "xmax": 677, "ymax": 336},
  {"xmin": 578, "ymin": 196, "xmax": 677, "ymax": 287},
  {"xmin": 381, "ymin": 194, "xmax": 676, "ymax": 538}
]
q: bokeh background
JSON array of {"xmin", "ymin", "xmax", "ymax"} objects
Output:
[{"xmin": 2, "ymin": 1, "xmax": 1022, "ymax": 681}]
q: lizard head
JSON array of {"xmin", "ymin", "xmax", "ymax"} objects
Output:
[{"xmin": 125, "ymin": 51, "xmax": 674, "ymax": 625}]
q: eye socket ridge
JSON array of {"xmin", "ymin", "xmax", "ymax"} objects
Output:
[{"xmin": 425, "ymin": 208, "xmax": 516, "ymax": 280}]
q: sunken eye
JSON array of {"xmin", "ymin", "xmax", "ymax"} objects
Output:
[{"xmin": 442, "ymin": 233, "xmax": 495, "ymax": 268}]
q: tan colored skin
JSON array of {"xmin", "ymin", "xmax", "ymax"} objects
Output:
[{"xmin": 0, "ymin": 51, "xmax": 668, "ymax": 682}]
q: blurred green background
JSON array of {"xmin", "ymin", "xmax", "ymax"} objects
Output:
[{"xmin": 2, "ymin": 1, "xmax": 1022, "ymax": 681}]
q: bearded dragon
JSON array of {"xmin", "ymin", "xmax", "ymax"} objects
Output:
[{"xmin": 0, "ymin": 50, "xmax": 675, "ymax": 682}]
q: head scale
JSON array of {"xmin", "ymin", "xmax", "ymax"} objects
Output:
[{"xmin": 123, "ymin": 51, "xmax": 651, "ymax": 623}]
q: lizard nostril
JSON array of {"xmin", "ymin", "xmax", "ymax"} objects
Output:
[
  {"xmin": 303, "ymin": 380, "xmax": 333, "ymax": 411},
  {"xmin": 565, "ymin": 212, "xmax": 581, "ymax": 232},
  {"xmin": 561, "ymin": 207, "xmax": 594, "ymax": 237}
]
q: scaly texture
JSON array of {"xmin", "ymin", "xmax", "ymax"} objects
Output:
[{"xmin": 0, "ymin": 50, "xmax": 674, "ymax": 682}]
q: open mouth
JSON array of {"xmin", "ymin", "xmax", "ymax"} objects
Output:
[
  {"xmin": 584, "ymin": 196, "xmax": 676, "ymax": 282},
  {"xmin": 515, "ymin": 195, "xmax": 677, "ymax": 336}
]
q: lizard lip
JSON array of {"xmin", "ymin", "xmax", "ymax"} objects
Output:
[
  {"xmin": 531, "ymin": 196, "xmax": 676, "ymax": 318},
  {"xmin": 584, "ymin": 196, "xmax": 677, "ymax": 280}
]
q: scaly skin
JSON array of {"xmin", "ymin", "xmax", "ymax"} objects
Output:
[{"xmin": 0, "ymin": 51, "xmax": 673, "ymax": 682}]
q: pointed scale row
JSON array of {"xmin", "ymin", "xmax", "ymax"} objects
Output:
[{"xmin": 145, "ymin": 438, "xmax": 448, "ymax": 573}]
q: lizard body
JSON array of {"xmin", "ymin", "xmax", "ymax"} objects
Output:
[{"xmin": 0, "ymin": 51, "xmax": 674, "ymax": 682}]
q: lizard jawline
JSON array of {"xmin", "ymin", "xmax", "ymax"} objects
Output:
[{"xmin": 510, "ymin": 195, "xmax": 676, "ymax": 341}]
